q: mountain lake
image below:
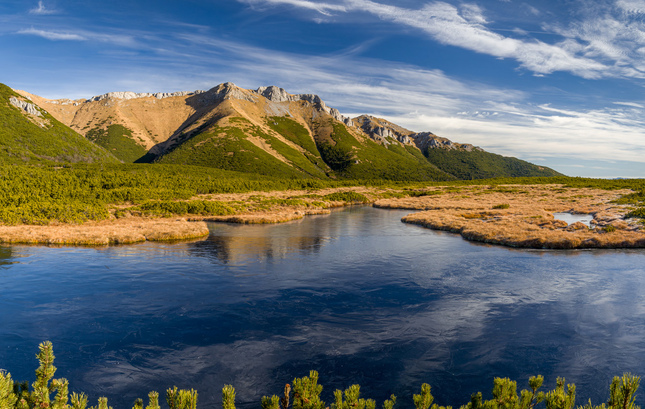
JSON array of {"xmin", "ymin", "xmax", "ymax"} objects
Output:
[{"xmin": 1, "ymin": 206, "xmax": 644, "ymax": 408}]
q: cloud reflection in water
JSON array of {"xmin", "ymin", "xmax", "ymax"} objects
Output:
[{"xmin": 2, "ymin": 207, "xmax": 645, "ymax": 409}]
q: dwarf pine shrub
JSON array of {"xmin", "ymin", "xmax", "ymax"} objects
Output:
[{"xmin": 1, "ymin": 342, "xmax": 642, "ymax": 409}]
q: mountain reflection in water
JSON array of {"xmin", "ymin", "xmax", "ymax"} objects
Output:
[
  {"xmin": 1, "ymin": 206, "xmax": 645, "ymax": 409},
  {"xmin": 193, "ymin": 217, "xmax": 331, "ymax": 265}
]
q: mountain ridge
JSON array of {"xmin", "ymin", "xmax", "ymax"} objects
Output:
[
  {"xmin": 11, "ymin": 82, "xmax": 561, "ymax": 180},
  {"xmin": 0, "ymin": 83, "xmax": 119, "ymax": 165}
]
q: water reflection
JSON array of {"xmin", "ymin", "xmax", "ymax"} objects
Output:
[
  {"xmin": 553, "ymin": 212, "xmax": 594, "ymax": 227},
  {"xmin": 1, "ymin": 208, "xmax": 645, "ymax": 409},
  {"xmin": 193, "ymin": 218, "xmax": 330, "ymax": 265}
]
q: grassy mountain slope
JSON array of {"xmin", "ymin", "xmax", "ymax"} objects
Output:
[
  {"xmin": 155, "ymin": 118, "xmax": 321, "ymax": 178},
  {"xmin": 423, "ymin": 148, "xmax": 562, "ymax": 179},
  {"xmin": 312, "ymin": 119, "xmax": 453, "ymax": 181},
  {"xmin": 86, "ymin": 124, "xmax": 148, "ymax": 162},
  {"xmin": 0, "ymin": 84, "xmax": 118, "ymax": 165},
  {"xmin": 152, "ymin": 88, "xmax": 455, "ymax": 181},
  {"xmin": 13, "ymin": 82, "xmax": 563, "ymax": 180},
  {"xmin": 16, "ymin": 89, "xmax": 197, "ymax": 151},
  {"xmin": 354, "ymin": 114, "xmax": 561, "ymax": 180}
]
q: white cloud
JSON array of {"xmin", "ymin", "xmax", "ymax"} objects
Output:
[
  {"xmin": 29, "ymin": 1, "xmax": 56, "ymax": 15},
  {"xmin": 17, "ymin": 28, "xmax": 85, "ymax": 41},
  {"xmin": 16, "ymin": 27, "xmax": 138, "ymax": 47},
  {"xmin": 238, "ymin": 0, "xmax": 610, "ymax": 78},
  {"xmin": 616, "ymin": 0, "xmax": 645, "ymax": 14},
  {"xmin": 237, "ymin": 0, "xmax": 645, "ymax": 81},
  {"xmin": 239, "ymin": 0, "xmax": 346, "ymax": 16},
  {"xmin": 614, "ymin": 101, "xmax": 645, "ymax": 108}
]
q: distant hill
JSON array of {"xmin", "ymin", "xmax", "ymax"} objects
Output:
[
  {"xmin": 0, "ymin": 84, "xmax": 118, "ymax": 165},
  {"xmin": 354, "ymin": 115, "xmax": 561, "ymax": 179},
  {"xmin": 13, "ymin": 83, "xmax": 561, "ymax": 180}
]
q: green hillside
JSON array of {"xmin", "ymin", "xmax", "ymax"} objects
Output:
[
  {"xmin": 86, "ymin": 124, "xmax": 148, "ymax": 162},
  {"xmin": 156, "ymin": 116, "xmax": 455, "ymax": 181},
  {"xmin": 0, "ymin": 83, "xmax": 118, "ymax": 165},
  {"xmin": 314, "ymin": 120, "xmax": 454, "ymax": 181},
  {"xmin": 154, "ymin": 118, "xmax": 326, "ymax": 179},
  {"xmin": 423, "ymin": 148, "xmax": 562, "ymax": 180}
]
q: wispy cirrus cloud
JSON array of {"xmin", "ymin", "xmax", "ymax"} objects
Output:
[
  {"xmin": 236, "ymin": 0, "xmax": 645, "ymax": 82},
  {"xmin": 616, "ymin": 0, "xmax": 645, "ymax": 14},
  {"xmin": 16, "ymin": 27, "xmax": 138, "ymax": 47},
  {"xmin": 29, "ymin": 1, "xmax": 56, "ymax": 15},
  {"xmin": 238, "ymin": 0, "xmax": 610, "ymax": 79},
  {"xmin": 17, "ymin": 27, "xmax": 85, "ymax": 41},
  {"xmin": 243, "ymin": 0, "xmax": 346, "ymax": 16}
]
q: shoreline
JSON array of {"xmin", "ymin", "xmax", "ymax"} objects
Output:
[
  {"xmin": 2, "ymin": 184, "xmax": 645, "ymax": 249},
  {"xmin": 375, "ymin": 184, "xmax": 645, "ymax": 249},
  {"xmin": 0, "ymin": 187, "xmax": 375, "ymax": 246},
  {"xmin": 0, "ymin": 217, "xmax": 211, "ymax": 246}
]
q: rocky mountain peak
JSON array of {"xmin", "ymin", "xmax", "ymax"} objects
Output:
[
  {"xmin": 253, "ymin": 85, "xmax": 351, "ymax": 124},
  {"xmin": 87, "ymin": 90, "xmax": 205, "ymax": 102},
  {"xmin": 255, "ymin": 85, "xmax": 293, "ymax": 103}
]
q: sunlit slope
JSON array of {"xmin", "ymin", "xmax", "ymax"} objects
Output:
[
  {"xmin": 14, "ymin": 82, "xmax": 562, "ymax": 179},
  {"xmin": 0, "ymin": 84, "xmax": 118, "ymax": 164},
  {"xmin": 150, "ymin": 84, "xmax": 454, "ymax": 181},
  {"xmin": 14, "ymin": 88, "xmax": 200, "ymax": 163}
]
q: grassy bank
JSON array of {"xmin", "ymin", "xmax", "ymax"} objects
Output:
[
  {"xmin": 2, "ymin": 163, "xmax": 645, "ymax": 247},
  {"xmin": 2, "ymin": 163, "xmax": 645, "ymax": 226}
]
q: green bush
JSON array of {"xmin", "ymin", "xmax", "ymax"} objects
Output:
[
  {"xmin": 134, "ymin": 200, "xmax": 235, "ymax": 217},
  {"xmin": 323, "ymin": 192, "xmax": 369, "ymax": 203},
  {"xmin": 1, "ymin": 342, "xmax": 642, "ymax": 409},
  {"xmin": 626, "ymin": 207, "xmax": 645, "ymax": 219},
  {"xmin": 318, "ymin": 142, "xmax": 353, "ymax": 171},
  {"xmin": 85, "ymin": 125, "xmax": 147, "ymax": 163}
]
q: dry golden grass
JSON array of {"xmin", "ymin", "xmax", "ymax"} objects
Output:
[
  {"xmin": 6, "ymin": 184, "xmax": 641, "ymax": 249},
  {"xmin": 0, "ymin": 218, "xmax": 210, "ymax": 246},
  {"xmin": 195, "ymin": 208, "xmax": 331, "ymax": 224},
  {"xmin": 375, "ymin": 184, "xmax": 645, "ymax": 249},
  {"xmin": 0, "ymin": 187, "xmax": 378, "ymax": 246}
]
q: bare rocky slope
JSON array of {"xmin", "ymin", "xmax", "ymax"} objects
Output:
[{"xmin": 13, "ymin": 83, "xmax": 561, "ymax": 180}]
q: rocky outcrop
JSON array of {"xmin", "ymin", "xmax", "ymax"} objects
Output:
[
  {"xmin": 353, "ymin": 114, "xmax": 482, "ymax": 151},
  {"xmin": 9, "ymin": 96, "xmax": 43, "ymax": 117},
  {"xmin": 255, "ymin": 85, "xmax": 293, "ymax": 103},
  {"xmin": 354, "ymin": 115, "xmax": 414, "ymax": 145},
  {"xmin": 412, "ymin": 132, "xmax": 481, "ymax": 152},
  {"xmin": 198, "ymin": 82, "xmax": 258, "ymax": 104},
  {"xmin": 255, "ymin": 86, "xmax": 351, "ymax": 124},
  {"xmin": 87, "ymin": 90, "xmax": 205, "ymax": 102}
]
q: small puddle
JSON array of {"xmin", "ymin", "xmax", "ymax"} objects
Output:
[{"xmin": 553, "ymin": 212, "xmax": 593, "ymax": 227}]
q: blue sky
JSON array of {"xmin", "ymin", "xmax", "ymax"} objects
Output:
[{"xmin": 3, "ymin": 0, "xmax": 645, "ymax": 177}]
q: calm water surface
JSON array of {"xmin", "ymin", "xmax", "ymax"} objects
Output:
[{"xmin": 1, "ymin": 207, "xmax": 645, "ymax": 408}]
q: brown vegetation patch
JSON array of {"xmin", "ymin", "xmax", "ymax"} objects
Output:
[
  {"xmin": 0, "ymin": 218, "xmax": 209, "ymax": 246},
  {"xmin": 196, "ymin": 208, "xmax": 331, "ymax": 224},
  {"xmin": 375, "ymin": 184, "xmax": 645, "ymax": 249}
]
